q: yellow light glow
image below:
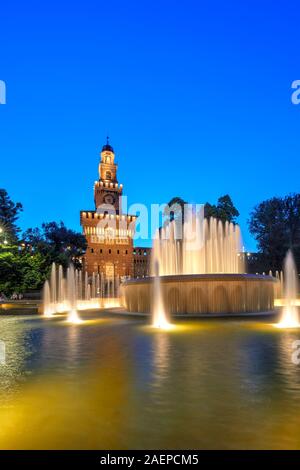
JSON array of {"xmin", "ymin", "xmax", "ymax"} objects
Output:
[
  {"xmin": 152, "ymin": 314, "xmax": 174, "ymax": 330},
  {"xmin": 274, "ymin": 321, "xmax": 300, "ymax": 329},
  {"xmin": 274, "ymin": 306, "xmax": 300, "ymax": 329},
  {"xmin": 275, "ymin": 298, "xmax": 300, "ymax": 307},
  {"xmin": 44, "ymin": 309, "xmax": 55, "ymax": 318},
  {"xmin": 66, "ymin": 310, "xmax": 83, "ymax": 324}
]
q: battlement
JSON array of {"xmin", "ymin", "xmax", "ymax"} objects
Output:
[
  {"xmin": 94, "ymin": 181, "xmax": 123, "ymax": 190},
  {"xmin": 80, "ymin": 211, "xmax": 136, "ymax": 222}
]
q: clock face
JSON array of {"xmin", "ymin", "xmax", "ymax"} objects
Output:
[{"xmin": 104, "ymin": 193, "xmax": 115, "ymax": 205}]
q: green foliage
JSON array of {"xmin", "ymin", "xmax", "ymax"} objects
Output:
[
  {"xmin": 0, "ymin": 190, "xmax": 87, "ymax": 294},
  {"xmin": 205, "ymin": 195, "xmax": 239, "ymax": 224},
  {"xmin": 0, "ymin": 189, "xmax": 23, "ymax": 244},
  {"xmin": 164, "ymin": 195, "xmax": 239, "ymax": 228},
  {"xmin": 248, "ymin": 193, "xmax": 300, "ymax": 271},
  {"xmin": 164, "ymin": 197, "xmax": 187, "ymax": 226},
  {"xmin": 0, "ymin": 250, "xmax": 49, "ymax": 296},
  {"xmin": 20, "ymin": 252, "xmax": 50, "ymax": 291},
  {"xmin": 23, "ymin": 221, "xmax": 87, "ymax": 269}
]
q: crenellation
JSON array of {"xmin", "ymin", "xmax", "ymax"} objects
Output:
[{"xmin": 80, "ymin": 138, "xmax": 136, "ymax": 277}]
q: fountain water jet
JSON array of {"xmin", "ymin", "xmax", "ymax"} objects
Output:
[
  {"xmin": 43, "ymin": 281, "xmax": 54, "ymax": 317},
  {"xmin": 276, "ymin": 250, "xmax": 299, "ymax": 328},
  {"xmin": 42, "ymin": 263, "xmax": 121, "ymax": 316},
  {"xmin": 152, "ymin": 210, "xmax": 244, "ymax": 276},
  {"xmin": 152, "ymin": 260, "xmax": 172, "ymax": 329},
  {"xmin": 66, "ymin": 265, "xmax": 82, "ymax": 323}
]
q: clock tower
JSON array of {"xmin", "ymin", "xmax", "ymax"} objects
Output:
[
  {"xmin": 94, "ymin": 137, "xmax": 123, "ymax": 213},
  {"xmin": 80, "ymin": 138, "xmax": 136, "ymax": 279}
]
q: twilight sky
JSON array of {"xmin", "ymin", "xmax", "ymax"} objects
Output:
[{"xmin": 0, "ymin": 0, "xmax": 300, "ymax": 249}]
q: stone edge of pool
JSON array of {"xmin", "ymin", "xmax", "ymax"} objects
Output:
[
  {"xmin": 0, "ymin": 303, "xmax": 280, "ymax": 320},
  {"xmin": 109, "ymin": 306, "xmax": 280, "ymax": 320}
]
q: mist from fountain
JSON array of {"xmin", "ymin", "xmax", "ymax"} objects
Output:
[
  {"xmin": 66, "ymin": 265, "xmax": 82, "ymax": 323},
  {"xmin": 58, "ymin": 265, "xmax": 64, "ymax": 303},
  {"xmin": 276, "ymin": 250, "xmax": 300, "ymax": 328},
  {"xmin": 152, "ymin": 209, "xmax": 243, "ymax": 276},
  {"xmin": 43, "ymin": 280, "xmax": 53, "ymax": 317},
  {"xmin": 152, "ymin": 260, "xmax": 171, "ymax": 329},
  {"xmin": 42, "ymin": 263, "xmax": 121, "ymax": 319},
  {"xmin": 50, "ymin": 263, "xmax": 57, "ymax": 304}
]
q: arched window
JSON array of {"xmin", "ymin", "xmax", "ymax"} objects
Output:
[{"xmin": 106, "ymin": 171, "xmax": 111, "ymax": 180}]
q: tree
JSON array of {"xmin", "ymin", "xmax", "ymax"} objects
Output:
[
  {"xmin": 204, "ymin": 202, "xmax": 218, "ymax": 219},
  {"xmin": 0, "ymin": 250, "xmax": 24, "ymax": 296},
  {"xmin": 215, "ymin": 195, "xmax": 240, "ymax": 223},
  {"xmin": 23, "ymin": 221, "xmax": 87, "ymax": 269},
  {"xmin": 248, "ymin": 193, "xmax": 300, "ymax": 271},
  {"xmin": 0, "ymin": 189, "xmax": 23, "ymax": 243},
  {"xmin": 20, "ymin": 252, "xmax": 49, "ymax": 292},
  {"xmin": 0, "ymin": 221, "xmax": 86, "ymax": 296},
  {"xmin": 0, "ymin": 250, "xmax": 47, "ymax": 296},
  {"xmin": 163, "ymin": 197, "xmax": 187, "ymax": 226},
  {"xmin": 205, "ymin": 195, "xmax": 239, "ymax": 223},
  {"xmin": 163, "ymin": 195, "xmax": 239, "ymax": 227}
]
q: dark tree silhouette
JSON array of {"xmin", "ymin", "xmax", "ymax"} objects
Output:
[
  {"xmin": 23, "ymin": 221, "xmax": 87, "ymax": 269},
  {"xmin": 205, "ymin": 195, "xmax": 239, "ymax": 224},
  {"xmin": 0, "ymin": 189, "xmax": 23, "ymax": 243},
  {"xmin": 249, "ymin": 193, "xmax": 300, "ymax": 271}
]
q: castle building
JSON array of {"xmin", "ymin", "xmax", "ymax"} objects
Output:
[
  {"xmin": 80, "ymin": 139, "xmax": 137, "ymax": 278},
  {"xmin": 133, "ymin": 247, "xmax": 152, "ymax": 278}
]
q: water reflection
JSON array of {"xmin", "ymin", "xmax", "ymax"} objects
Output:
[
  {"xmin": 152, "ymin": 333, "xmax": 171, "ymax": 385},
  {"xmin": 0, "ymin": 314, "xmax": 299, "ymax": 448}
]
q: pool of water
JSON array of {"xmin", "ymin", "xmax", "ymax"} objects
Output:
[{"xmin": 0, "ymin": 311, "xmax": 299, "ymax": 449}]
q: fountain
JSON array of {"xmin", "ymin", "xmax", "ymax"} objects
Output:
[
  {"xmin": 43, "ymin": 281, "xmax": 53, "ymax": 317},
  {"xmin": 66, "ymin": 265, "xmax": 82, "ymax": 323},
  {"xmin": 121, "ymin": 209, "xmax": 275, "ymax": 316},
  {"xmin": 153, "ymin": 210, "xmax": 243, "ymax": 275},
  {"xmin": 276, "ymin": 250, "xmax": 299, "ymax": 328},
  {"xmin": 42, "ymin": 263, "xmax": 121, "ymax": 318},
  {"xmin": 152, "ymin": 260, "xmax": 171, "ymax": 329},
  {"xmin": 50, "ymin": 263, "xmax": 57, "ymax": 305}
]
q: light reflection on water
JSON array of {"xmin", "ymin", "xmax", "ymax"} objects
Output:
[{"xmin": 0, "ymin": 312, "xmax": 299, "ymax": 449}]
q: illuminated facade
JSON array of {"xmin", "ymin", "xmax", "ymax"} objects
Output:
[{"xmin": 80, "ymin": 139, "xmax": 136, "ymax": 277}]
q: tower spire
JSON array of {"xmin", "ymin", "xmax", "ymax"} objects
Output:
[{"xmin": 101, "ymin": 135, "xmax": 114, "ymax": 153}]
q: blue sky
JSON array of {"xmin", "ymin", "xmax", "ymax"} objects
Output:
[{"xmin": 0, "ymin": 0, "xmax": 299, "ymax": 250}]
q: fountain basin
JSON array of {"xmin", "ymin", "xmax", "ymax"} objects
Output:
[{"xmin": 121, "ymin": 274, "xmax": 276, "ymax": 315}]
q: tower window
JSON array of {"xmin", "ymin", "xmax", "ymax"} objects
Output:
[
  {"xmin": 106, "ymin": 171, "xmax": 112, "ymax": 180},
  {"xmin": 100, "ymin": 249, "xmax": 102, "ymax": 254},
  {"xmin": 90, "ymin": 248, "xmax": 94, "ymax": 253},
  {"xmin": 109, "ymin": 249, "xmax": 111, "ymax": 254}
]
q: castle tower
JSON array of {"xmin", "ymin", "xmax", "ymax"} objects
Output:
[
  {"xmin": 80, "ymin": 139, "xmax": 136, "ymax": 278},
  {"xmin": 94, "ymin": 137, "xmax": 123, "ymax": 212}
]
